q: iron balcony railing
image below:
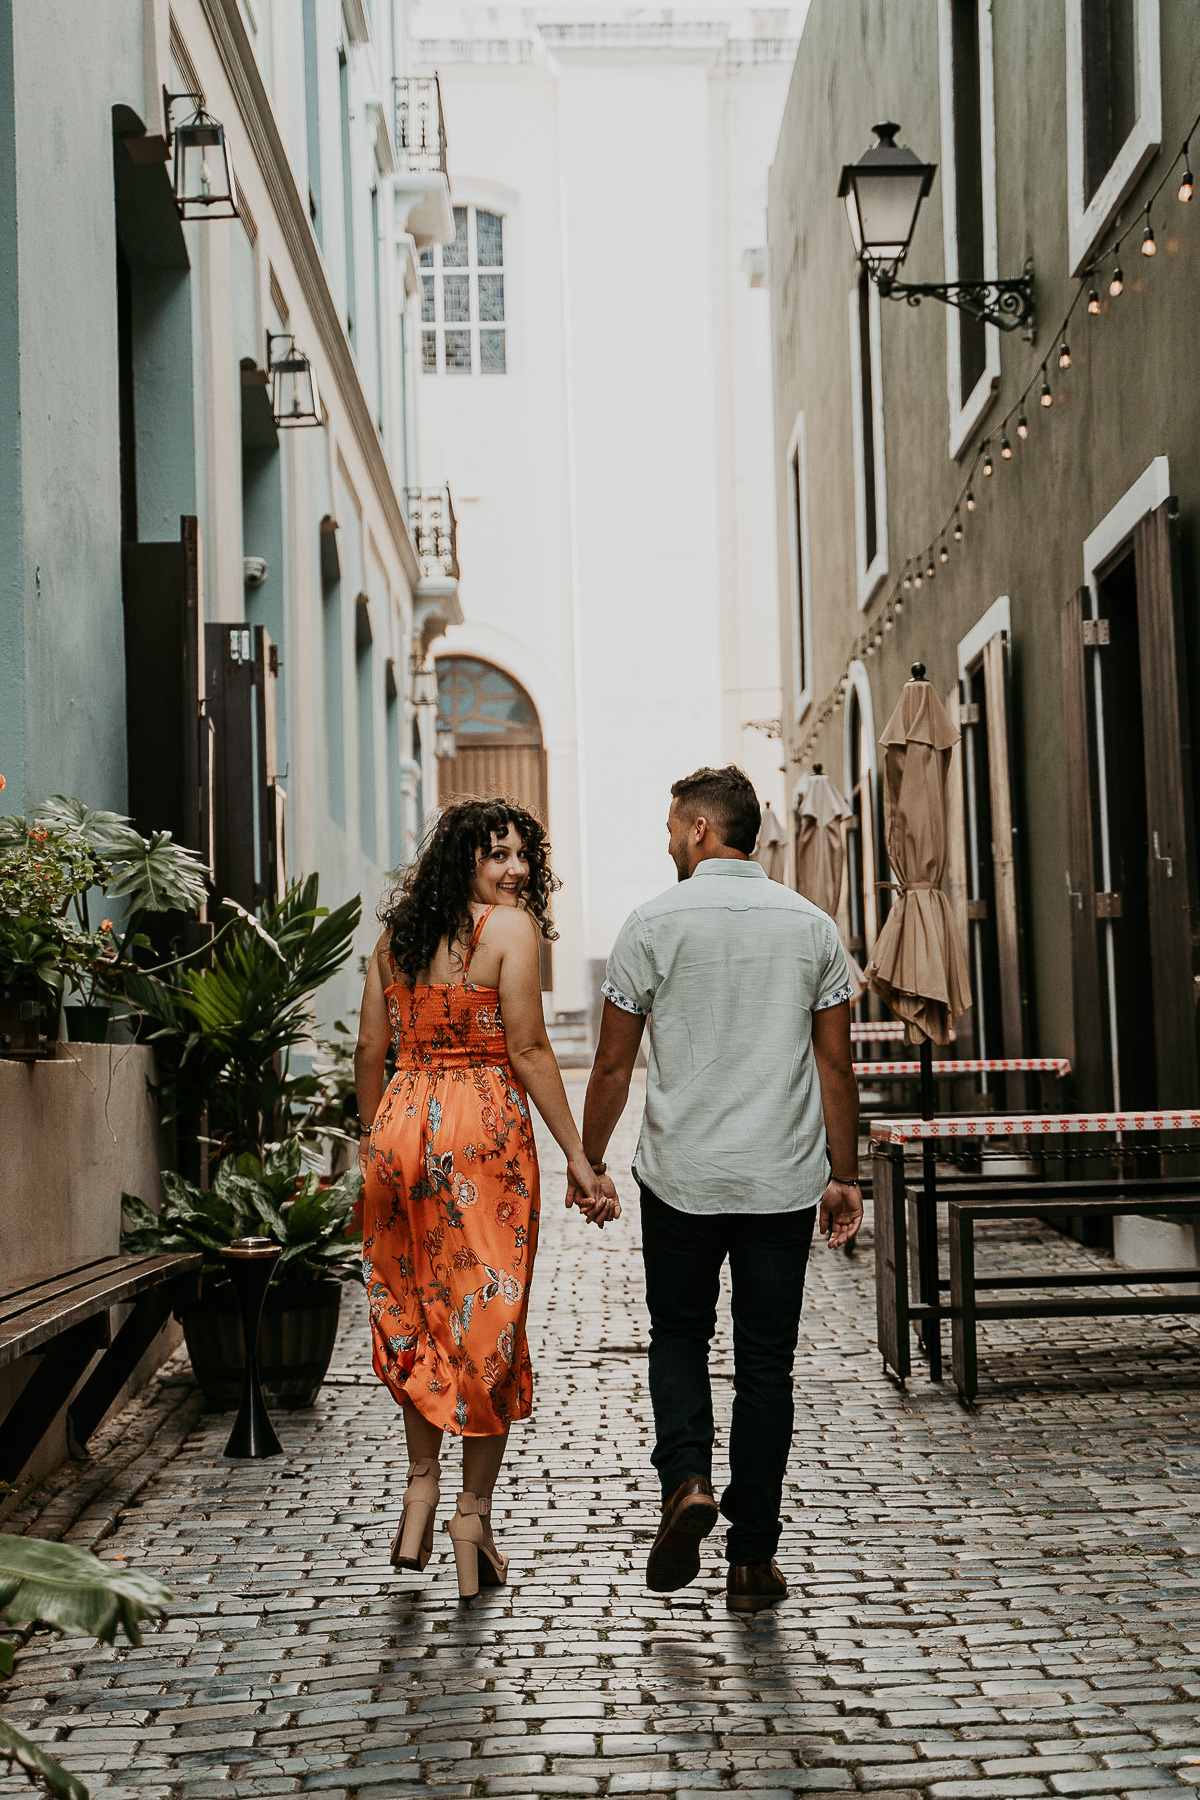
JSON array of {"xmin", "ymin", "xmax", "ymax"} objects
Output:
[
  {"xmin": 393, "ymin": 75, "xmax": 448, "ymax": 176},
  {"xmin": 406, "ymin": 486, "xmax": 459, "ymax": 582}
]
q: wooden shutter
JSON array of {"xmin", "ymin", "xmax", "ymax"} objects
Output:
[
  {"xmin": 943, "ymin": 684, "xmax": 973, "ymax": 1053},
  {"xmin": 981, "ymin": 633, "xmax": 1026, "ymax": 1056},
  {"xmin": 121, "ymin": 516, "xmax": 204, "ymax": 854},
  {"xmin": 205, "ymin": 624, "xmax": 280, "ymax": 912},
  {"xmin": 1061, "ymin": 587, "xmax": 1106, "ymax": 1105},
  {"xmin": 1133, "ymin": 498, "xmax": 1199, "ymax": 1106},
  {"xmin": 859, "ymin": 774, "xmax": 880, "ymax": 956}
]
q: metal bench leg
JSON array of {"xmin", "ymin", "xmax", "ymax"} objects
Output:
[
  {"xmin": 873, "ymin": 1147, "xmax": 911, "ymax": 1383},
  {"xmin": 950, "ymin": 1208, "xmax": 977, "ymax": 1404},
  {"xmin": 65, "ymin": 1286, "xmax": 177, "ymax": 1459},
  {"xmin": 0, "ymin": 1316, "xmax": 107, "ymax": 1484}
]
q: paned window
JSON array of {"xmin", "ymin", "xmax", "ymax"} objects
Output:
[
  {"xmin": 938, "ymin": 0, "xmax": 1000, "ymax": 455},
  {"xmin": 1065, "ymin": 0, "xmax": 1161, "ymax": 273},
  {"xmin": 420, "ymin": 206, "xmax": 507, "ymax": 375},
  {"xmin": 849, "ymin": 273, "xmax": 888, "ymax": 608},
  {"xmin": 1082, "ymin": 0, "xmax": 1137, "ymax": 203}
]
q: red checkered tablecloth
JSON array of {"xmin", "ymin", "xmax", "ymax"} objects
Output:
[
  {"xmin": 852, "ymin": 1022, "xmax": 958, "ymax": 1042},
  {"xmin": 856, "ymin": 1058, "xmax": 1070, "ymax": 1078},
  {"xmin": 870, "ymin": 1110, "xmax": 1200, "ymax": 1143}
]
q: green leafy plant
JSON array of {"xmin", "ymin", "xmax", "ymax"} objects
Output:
[
  {"xmin": 121, "ymin": 1138, "xmax": 363, "ymax": 1291},
  {"xmin": 130, "ymin": 873, "xmax": 361, "ymax": 1161},
  {"xmin": 0, "ymin": 819, "xmax": 98, "ymax": 1004},
  {"xmin": 0, "ymin": 1534, "xmax": 172, "ymax": 1799}
]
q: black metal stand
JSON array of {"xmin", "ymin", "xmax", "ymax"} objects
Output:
[
  {"xmin": 917, "ymin": 1037, "xmax": 943, "ymax": 1381},
  {"xmin": 220, "ymin": 1239, "xmax": 283, "ymax": 1459}
]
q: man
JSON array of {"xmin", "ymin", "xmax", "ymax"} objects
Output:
[{"xmin": 570, "ymin": 765, "xmax": 862, "ymax": 1613}]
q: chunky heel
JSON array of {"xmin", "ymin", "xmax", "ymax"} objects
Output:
[
  {"xmin": 390, "ymin": 1458, "xmax": 441, "ymax": 1572},
  {"xmin": 446, "ymin": 1491, "xmax": 508, "ymax": 1599}
]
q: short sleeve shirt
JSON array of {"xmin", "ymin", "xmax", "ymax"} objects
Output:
[{"xmin": 603, "ymin": 859, "xmax": 851, "ymax": 1214}]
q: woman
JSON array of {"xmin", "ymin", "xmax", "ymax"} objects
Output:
[{"xmin": 355, "ymin": 798, "xmax": 618, "ymax": 1599}]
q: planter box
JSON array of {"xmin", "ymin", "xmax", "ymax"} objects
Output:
[{"xmin": 182, "ymin": 1280, "xmax": 344, "ymax": 1410}]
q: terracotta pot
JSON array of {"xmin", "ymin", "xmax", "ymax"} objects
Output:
[{"xmin": 181, "ymin": 1279, "xmax": 344, "ymax": 1410}]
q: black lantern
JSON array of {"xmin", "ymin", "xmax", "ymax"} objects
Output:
[
  {"xmin": 838, "ymin": 122, "xmax": 935, "ymax": 273},
  {"xmin": 166, "ymin": 93, "xmax": 239, "ymax": 219},
  {"xmin": 267, "ymin": 333, "xmax": 321, "ymax": 428},
  {"xmin": 838, "ymin": 121, "xmax": 1034, "ymax": 333}
]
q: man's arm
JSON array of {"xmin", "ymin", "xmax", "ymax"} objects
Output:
[
  {"xmin": 811, "ymin": 1000, "xmax": 863, "ymax": 1248},
  {"xmin": 568, "ymin": 1000, "xmax": 646, "ymax": 1208}
]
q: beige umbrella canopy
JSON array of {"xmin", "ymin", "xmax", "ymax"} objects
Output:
[
  {"xmin": 752, "ymin": 803, "xmax": 788, "ymax": 883},
  {"xmin": 865, "ymin": 664, "xmax": 972, "ymax": 1045},
  {"xmin": 794, "ymin": 766, "xmax": 867, "ymax": 1000}
]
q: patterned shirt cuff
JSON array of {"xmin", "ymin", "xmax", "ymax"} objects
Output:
[
  {"xmin": 602, "ymin": 978, "xmax": 648, "ymax": 1017},
  {"xmin": 813, "ymin": 982, "xmax": 854, "ymax": 1013}
]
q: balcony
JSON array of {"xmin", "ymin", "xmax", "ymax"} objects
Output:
[
  {"xmin": 392, "ymin": 77, "xmax": 454, "ymax": 252},
  {"xmin": 406, "ymin": 486, "xmax": 463, "ymax": 649}
]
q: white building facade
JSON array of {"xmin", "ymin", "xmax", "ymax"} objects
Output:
[{"xmin": 411, "ymin": 3, "xmax": 804, "ymax": 1015}]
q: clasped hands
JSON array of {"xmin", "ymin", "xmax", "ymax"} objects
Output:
[{"xmin": 565, "ymin": 1155, "xmax": 622, "ymax": 1229}]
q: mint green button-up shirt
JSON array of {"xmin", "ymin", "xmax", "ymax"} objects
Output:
[{"xmin": 603, "ymin": 858, "xmax": 852, "ymax": 1214}]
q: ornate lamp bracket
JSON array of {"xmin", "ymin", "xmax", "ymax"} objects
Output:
[{"xmin": 874, "ymin": 258, "xmax": 1036, "ymax": 337}]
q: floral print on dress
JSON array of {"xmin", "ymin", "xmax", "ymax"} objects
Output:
[{"xmin": 362, "ymin": 915, "xmax": 540, "ymax": 1437}]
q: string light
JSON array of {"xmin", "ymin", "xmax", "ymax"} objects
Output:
[{"xmin": 790, "ymin": 103, "xmax": 1200, "ymax": 772}]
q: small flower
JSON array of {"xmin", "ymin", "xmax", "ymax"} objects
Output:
[
  {"xmin": 101, "ymin": 919, "xmax": 114, "ymax": 932},
  {"xmin": 0, "ymin": 773, "xmax": 6, "ymax": 791}
]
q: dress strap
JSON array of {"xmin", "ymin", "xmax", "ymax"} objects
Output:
[
  {"xmin": 463, "ymin": 906, "xmax": 497, "ymax": 976},
  {"xmin": 378, "ymin": 933, "xmax": 399, "ymax": 988}
]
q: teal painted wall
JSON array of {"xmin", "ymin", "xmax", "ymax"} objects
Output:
[{"xmin": 0, "ymin": 0, "xmax": 24, "ymax": 806}]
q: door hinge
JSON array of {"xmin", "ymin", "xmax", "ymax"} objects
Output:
[
  {"xmin": 960, "ymin": 702, "xmax": 980, "ymax": 725},
  {"xmin": 1082, "ymin": 618, "xmax": 1110, "ymax": 647},
  {"xmin": 1095, "ymin": 891, "xmax": 1123, "ymax": 918},
  {"xmin": 966, "ymin": 898, "xmax": 988, "ymax": 920}
]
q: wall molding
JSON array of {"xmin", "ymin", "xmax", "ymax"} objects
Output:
[{"xmin": 200, "ymin": 0, "xmax": 418, "ymax": 588}]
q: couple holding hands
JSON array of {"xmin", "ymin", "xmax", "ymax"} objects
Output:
[{"xmin": 355, "ymin": 766, "xmax": 861, "ymax": 1606}]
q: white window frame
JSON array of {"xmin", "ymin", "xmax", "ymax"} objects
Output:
[
  {"xmin": 938, "ymin": 0, "xmax": 1001, "ymax": 458},
  {"xmin": 849, "ymin": 279, "xmax": 888, "ymax": 609},
  {"xmin": 842, "ymin": 659, "xmax": 878, "ymax": 794},
  {"xmin": 785, "ymin": 412, "xmax": 814, "ymax": 722},
  {"xmin": 420, "ymin": 202, "xmax": 508, "ymax": 377},
  {"xmin": 1065, "ymin": 0, "xmax": 1162, "ymax": 275}
]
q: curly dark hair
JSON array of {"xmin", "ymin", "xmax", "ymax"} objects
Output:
[{"xmin": 380, "ymin": 797, "xmax": 560, "ymax": 983}]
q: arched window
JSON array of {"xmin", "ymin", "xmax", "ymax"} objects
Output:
[
  {"xmin": 436, "ymin": 657, "xmax": 541, "ymax": 745},
  {"xmin": 420, "ymin": 205, "xmax": 507, "ymax": 375}
]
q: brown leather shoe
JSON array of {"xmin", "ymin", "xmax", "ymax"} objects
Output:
[
  {"xmin": 726, "ymin": 1559, "xmax": 788, "ymax": 1613},
  {"xmin": 645, "ymin": 1476, "xmax": 719, "ymax": 1592}
]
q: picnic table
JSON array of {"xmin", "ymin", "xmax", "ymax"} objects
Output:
[
  {"xmin": 870, "ymin": 1111, "xmax": 1200, "ymax": 1398},
  {"xmin": 854, "ymin": 1058, "xmax": 1070, "ymax": 1079}
]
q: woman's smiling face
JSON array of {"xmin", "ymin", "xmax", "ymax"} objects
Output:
[{"xmin": 472, "ymin": 824, "xmax": 529, "ymax": 907}]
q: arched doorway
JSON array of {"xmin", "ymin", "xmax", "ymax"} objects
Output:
[{"xmin": 435, "ymin": 656, "xmax": 551, "ymax": 987}]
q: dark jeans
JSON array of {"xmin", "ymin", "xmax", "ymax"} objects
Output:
[{"xmin": 639, "ymin": 1183, "xmax": 816, "ymax": 1566}]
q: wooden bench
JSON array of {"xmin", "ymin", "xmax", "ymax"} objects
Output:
[
  {"xmin": 871, "ymin": 1115, "xmax": 1200, "ymax": 1403},
  {"xmin": 0, "ymin": 1252, "xmax": 202, "ymax": 1482}
]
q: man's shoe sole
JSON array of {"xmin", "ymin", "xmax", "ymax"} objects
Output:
[{"xmin": 645, "ymin": 1493, "xmax": 720, "ymax": 1593}]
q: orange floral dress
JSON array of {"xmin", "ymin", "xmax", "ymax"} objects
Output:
[{"xmin": 362, "ymin": 908, "xmax": 540, "ymax": 1436}]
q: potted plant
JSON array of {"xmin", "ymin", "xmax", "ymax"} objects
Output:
[
  {"xmin": 0, "ymin": 1531, "xmax": 171, "ymax": 1798},
  {"xmin": 0, "ymin": 817, "xmax": 96, "ymax": 1055},
  {"xmin": 122, "ymin": 1140, "xmax": 363, "ymax": 1408}
]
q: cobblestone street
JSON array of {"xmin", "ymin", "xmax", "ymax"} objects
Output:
[{"xmin": 3, "ymin": 1073, "xmax": 1200, "ymax": 1798}]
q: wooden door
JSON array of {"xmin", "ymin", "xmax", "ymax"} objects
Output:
[
  {"xmin": 1133, "ymin": 498, "xmax": 1199, "ymax": 1106},
  {"xmin": 944, "ymin": 683, "xmax": 973, "ymax": 1050},
  {"xmin": 121, "ymin": 516, "xmax": 205, "ymax": 857},
  {"xmin": 438, "ymin": 744, "xmax": 549, "ymax": 819},
  {"xmin": 1061, "ymin": 586, "xmax": 1106, "ymax": 1106},
  {"xmin": 981, "ymin": 633, "xmax": 1026, "ymax": 1057}
]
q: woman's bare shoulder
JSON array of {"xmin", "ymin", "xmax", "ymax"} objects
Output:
[{"xmin": 483, "ymin": 905, "xmax": 540, "ymax": 946}]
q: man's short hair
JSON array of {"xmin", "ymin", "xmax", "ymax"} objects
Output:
[{"xmin": 670, "ymin": 765, "xmax": 762, "ymax": 854}]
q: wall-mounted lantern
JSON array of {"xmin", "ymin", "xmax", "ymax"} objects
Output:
[
  {"xmin": 838, "ymin": 123, "xmax": 1034, "ymax": 333},
  {"xmin": 435, "ymin": 717, "xmax": 457, "ymax": 760},
  {"xmin": 409, "ymin": 658, "xmax": 439, "ymax": 709},
  {"xmin": 266, "ymin": 333, "xmax": 322, "ymax": 427},
  {"xmin": 165, "ymin": 91, "xmax": 239, "ymax": 219}
]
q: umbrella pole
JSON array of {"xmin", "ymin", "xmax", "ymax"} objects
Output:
[{"xmin": 918, "ymin": 1036, "xmax": 943, "ymax": 1382}]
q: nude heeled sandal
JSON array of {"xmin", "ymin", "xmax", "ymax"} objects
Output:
[
  {"xmin": 390, "ymin": 1457, "xmax": 442, "ymax": 1571},
  {"xmin": 446, "ymin": 1491, "xmax": 508, "ymax": 1599}
]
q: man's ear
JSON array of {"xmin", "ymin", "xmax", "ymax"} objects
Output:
[{"xmin": 693, "ymin": 815, "xmax": 709, "ymax": 843}]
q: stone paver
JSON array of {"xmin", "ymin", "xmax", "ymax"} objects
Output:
[{"xmin": 2, "ymin": 1072, "xmax": 1200, "ymax": 1797}]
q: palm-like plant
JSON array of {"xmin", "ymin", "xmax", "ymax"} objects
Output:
[
  {"xmin": 0, "ymin": 1534, "xmax": 171, "ymax": 1798},
  {"xmin": 131, "ymin": 875, "xmax": 361, "ymax": 1160}
]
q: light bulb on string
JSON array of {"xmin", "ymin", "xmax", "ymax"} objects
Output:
[
  {"xmin": 1180, "ymin": 145, "xmax": 1194, "ymax": 203},
  {"xmin": 926, "ymin": 554, "xmax": 936, "ymax": 579},
  {"xmin": 884, "ymin": 613, "xmax": 894, "ymax": 631},
  {"xmin": 1087, "ymin": 287, "xmax": 1101, "ymax": 314},
  {"xmin": 914, "ymin": 567, "xmax": 924, "ymax": 589},
  {"xmin": 982, "ymin": 444, "xmax": 994, "ymax": 477},
  {"xmin": 1016, "ymin": 411, "xmax": 1029, "ymax": 439},
  {"xmin": 1000, "ymin": 435, "xmax": 1012, "ymax": 460},
  {"xmin": 1109, "ymin": 265, "xmax": 1124, "ymax": 297},
  {"xmin": 965, "ymin": 489, "xmax": 976, "ymax": 512},
  {"xmin": 1141, "ymin": 211, "xmax": 1156, "ymax": 256},
  {"xmin": 953, "ymin": 513, "xmax": 963, "ymax": 541},
  {"xmin": 902, "ymin": 564, "xmax": 913, "ymax": 590},
  {"xmin": 894, "ymin": 594, "xmax": 904, "ymax": 615},
  {"xmin": 1058, "ymin": 339, "xmax": 1071, "ymax": 369},
  {"xmin": 939, "ymin": 542, "xmax": 949, "ymax": 563},
  {"xmin": 1039, "ymin": 366, "xmax": 1053, "ymax": 407}
]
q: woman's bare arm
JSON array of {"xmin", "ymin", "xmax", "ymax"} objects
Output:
[
  {"xmin": 354, "ymin": 946, "xmax": 392, "ymax": 1174},
  {"xmin": 496, "ymin": 911, "xmax": 619, "ymax": 1225}
]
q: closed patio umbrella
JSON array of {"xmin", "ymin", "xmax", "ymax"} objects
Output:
[
  {"xmin": 794, "ymin": 765, "xmax": 867, "ymax": 999},
  {"xmin": 865, "ymin": 662, "xmax": 972, "ymax": 1383},
  {"xmin": 752, "ymin": 802, "xmax": 788, "ymax": 883},
  {"xmin": 865, "ymin": 664, "xmax": 971, "ymax": 1046}
]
